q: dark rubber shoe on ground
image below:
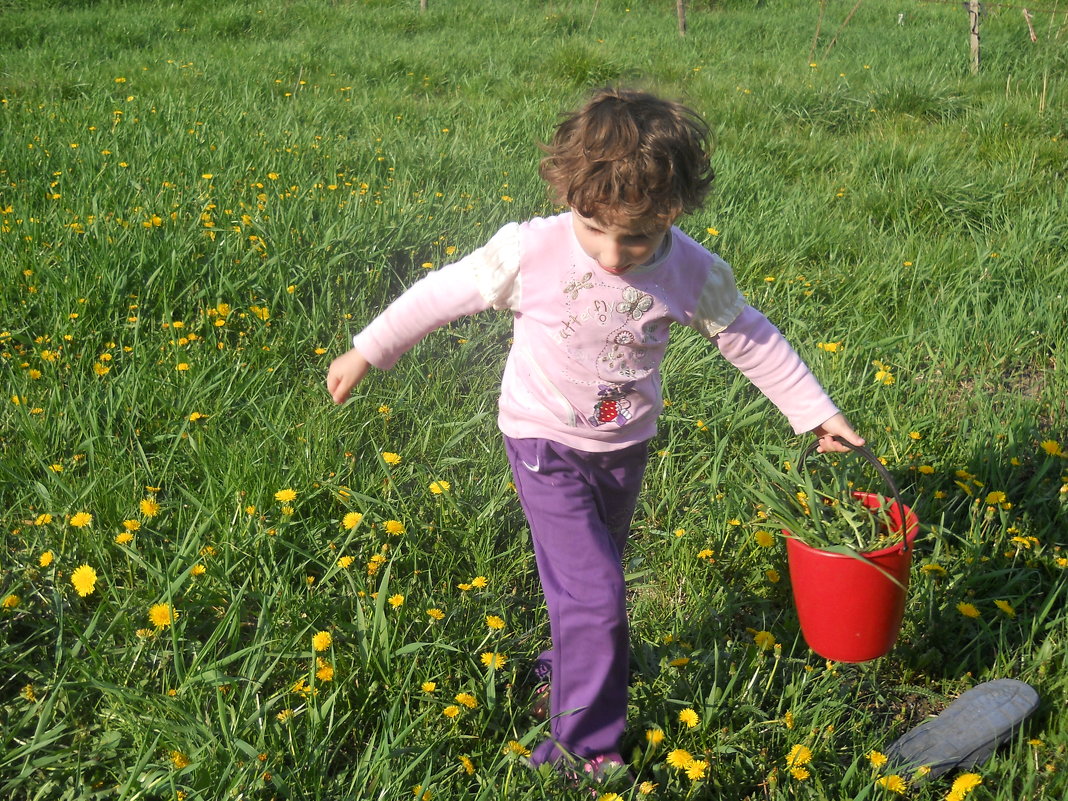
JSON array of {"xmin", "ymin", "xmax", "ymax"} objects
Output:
[{"xmin": 885, "ymin": 678, "xmax": 1040, "ymax": 782}]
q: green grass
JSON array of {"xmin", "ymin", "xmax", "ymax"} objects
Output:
[{"xmin": 1, "ymin": 0, "xmax": 1067, "ymax": 798}]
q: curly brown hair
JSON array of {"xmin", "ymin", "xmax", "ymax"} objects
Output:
[{"xmin": 539, "ymin": 87, "xmax": 714, "ymax": 228}]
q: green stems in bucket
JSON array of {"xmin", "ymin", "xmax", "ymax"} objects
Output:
[{"xmin": 747, "ymin": 441, "xmax": 903, "ymax": 555}]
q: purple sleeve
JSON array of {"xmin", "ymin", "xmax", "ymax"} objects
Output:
[
  {"xmin": 352, "ymin": 261, "xmax": 494, "ymax": 370},
  {"xmin": 712, "ymin": 305, "xmax": 840, "ymax": 434}
]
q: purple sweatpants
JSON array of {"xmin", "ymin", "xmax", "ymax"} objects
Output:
[{"xmin": 504, "ymin": 435, "xmax": 649, "ymax": 766}]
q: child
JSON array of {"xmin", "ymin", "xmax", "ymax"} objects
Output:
[{"xmin": 327, "ymin": 88, "xmax": 863, "ymax": 778}]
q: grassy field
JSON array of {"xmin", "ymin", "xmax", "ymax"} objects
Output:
[{"xmin": 1, "ymin": 0, "xmax": 1067, "ymax": 798}]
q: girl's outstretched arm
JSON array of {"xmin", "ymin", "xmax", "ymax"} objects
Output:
[{"xmin": 327, "ymin": 346, "xmax": 371, "ymax": 404}]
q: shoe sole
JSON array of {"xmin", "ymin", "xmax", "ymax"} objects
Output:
[{"xmin": 884, "ymin": 678, "xmax": 1039, "ymax": 781}]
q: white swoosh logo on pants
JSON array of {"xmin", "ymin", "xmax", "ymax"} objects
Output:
[{"xmin": 521, "ymin": 458, "xmax": 540, "ymax": 472}]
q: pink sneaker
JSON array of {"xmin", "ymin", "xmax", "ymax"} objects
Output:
[{"xmin": 578, "ymin": 753, "xmax": 635, "ymax": 793}]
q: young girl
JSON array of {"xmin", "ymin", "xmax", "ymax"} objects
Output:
[{"xmin": 327, "ymin": 88, "xmax": 863, "ymax": 779}]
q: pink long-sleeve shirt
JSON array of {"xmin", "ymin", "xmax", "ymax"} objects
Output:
[{"xmin": 354, "ymin": 213, "xmax": 839, "ymax": 452}]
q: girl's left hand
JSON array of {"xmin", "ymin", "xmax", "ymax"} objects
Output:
[{"xmin": 810, "ymin": 413, "xmax": 865, "ymax": 453}]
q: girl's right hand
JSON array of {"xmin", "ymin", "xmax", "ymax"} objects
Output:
[{"xmin": 326, "ymin": 347, "xmax": 372, "ymax": 404}]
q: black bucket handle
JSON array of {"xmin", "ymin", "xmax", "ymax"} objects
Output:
[{"xmin": 797, "ymin": 436, "xmax": 912, "ymax": 554}]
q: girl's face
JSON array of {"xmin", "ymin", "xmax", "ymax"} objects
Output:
[{"xmin": 571, "ymin": 211, "xmax": 674, "ymax": 276}]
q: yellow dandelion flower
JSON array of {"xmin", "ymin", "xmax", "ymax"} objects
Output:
[
  {"xmin": 342, "ymin": 511, "xmax": 363, "ymax": 530},
  {"xmin": 190, "ymin": 564, "xmax": 206, "ymax": 577},
  {"xmin": 868, "ymin": 750, "xmax": 888, "ymax": 767},
  {"xmin": 2, "ymin": 594, "xmax": 19, "ymax": 608},
  {"xmin": 766, "ymin": 568, "xmax": 781, "ymax": 583},
  {"xmin": 442, "ymin": 705, "xmax": 460, "ymax": 718},
  {"xmin": 503, "ymin": 740, "xmax": 531, "ymax": 757},
  {"xmin": 876, "ymin": 774, "xmax": 907, "ymax": 793},
  {"xmin": 312, "ymin": 631, "xmax": 332, "ymax": 651},
  {"xmin": 947, "ymin": 772, "xmax": 982, "ymax": 801},
  {"xmin": 315, "ymin": 659, "xmax": 334, "ymax": 682},
  {"xmin": 388, "ymin": 593, "xmax": 405, "ymax": 608},
  {"xmin": 679, "ymin": 708, "xmax": 700, "ymax": 728},
  {"xmin": 754, "ymin": 630, "xmax": 776, "ymax": 650},
  {"xmin": 984, "ymin": 491, "xmax": 1007, "ymax": 505},
  {"xmin": 785, "ymin": 744, "xmax": 813, "ymax": 768},
  {"xmin": 918, "ymin": 465, "xmax": 935, "ymax": 474},
  {"xmin": 276, "ymin": 708, "xmax": 293, "ymax": 722},
  {"xmin": 274, "ymin": 488, "xmax": 297, "ymax": 503},
  {"xmin": 149, "ymin": 603, "xmax": 177, "ymax": 629},
  {"xmin": 638, "ymin": 781, "xmax": 658, "ymax": 795},
  {"xmin": 754, "ymin": 530, "xmax": 774, "ymax": 547},
  {"xmin": 669, "ymin": 657, "xmax": 691, "ymax": 667},
  {"xmin": 666, "ymin": 749, "xmax": 693, "ymax": 769},
  {"xmin": 459, "ymin": 755, "xmax": 475, "ymax": 774},
  {"xmin": 69, "ymin": 512, "xmax": 92, "ymax": 528},
  {"xmin": 470, "ymin": 576, "xmax": 488, "ymax": 588},
  {"xmin": 115, "ymin": 531, "xmax": 134, "ymax": 545},
  {"xmin": 429, "ymin": 480, "xmax": 451, "ymax": 494},
  {"xmin": 381, "ymin": 451, "xmax": 401, "ymax": 465},
  {"xmin": 140, "ymin": 498, "xmax": 160, "ymax": 517},
  {"xmin": 384, "ymin": 520, "xmax": 405, "ymax": 535},
  {"xmin": 170, "ymin": 750, "xmax": 190, "ymax": 769},
  {"xmin": 791, "ymin": 766, "xmax": 810, "ymax": 780},
  {"xmin": 426, "ymin": 607, "xmax": 445, "ymax": 620},
  {"xmin": 421, "ymin": 681, "xmax": 437, "ymax": 693},
  {"xmin": 646, "ymin": 728, "xmax": 665, "ymax": 745},
  {"xmin": 39, "ymin": 550, "xmax": 54, "ymax": 567},
  {"xmin": 337, "ymin": 555, "xmax": 354, "ymax": 568},
  {"xmin": 35, "ymin": 513, "xmax": 53, "ymax": 525},
  {"xmin": 454, "ymin": 692, "xmax": 477, "ymax": 709},
  {"xmin": 957, "ymin": 602, "xmax": 980, "ymax": 619},
  {"xmin": 485, "ymin": 614, "xmax": 505, "ymax": 630},
  {"xmin": 70, "ymin": 564, "xmax": 97, "ymax": 596},
  {"xmin": 480, "ymin": 651, "xmax": 507, "ymax": 669},
  {"xmin": 994, "ymin": 599, "xmax": 1016, "ymax": 617},
  {"xmin": 783, "ymin": 710, "xmax": 795, "ymax": 729},
  {"xmin": 686, "ymin": 759, "xmax": 709, "ymax": 780},
  {"xmin": 1039, "ymin": 439, "xmax": 1063, "ymax": 457}
]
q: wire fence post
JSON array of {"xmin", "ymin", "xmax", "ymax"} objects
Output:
[
  {"xmin": 968, "ymin": 0, "xmax": 982, "ymax": 74},
  {"xmin": 677, "ymin": 0, "xmax": 687, "ymax": 36}
]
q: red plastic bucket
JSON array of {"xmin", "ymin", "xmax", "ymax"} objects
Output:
[{"xmin": 784, "ymin": 441, "xmax": 920, "ymax": 663}]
